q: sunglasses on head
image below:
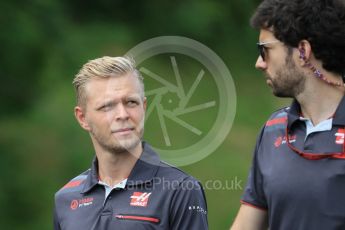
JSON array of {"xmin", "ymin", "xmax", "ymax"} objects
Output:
[{"xmin": 257, "ymin": 40, "xmax": 280, "ymax": 61}]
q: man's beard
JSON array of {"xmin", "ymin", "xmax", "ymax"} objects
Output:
[
  {"xmin": 267, "ymin": 54, "xmax": 306, "ymax": 98},
  {"xmin": 89, "ymin": 124, "xmax": 144, "ymax": 154}
]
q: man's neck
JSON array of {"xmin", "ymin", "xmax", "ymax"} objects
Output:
[
  {"xmin": 296, "ymin": 82, "xmax": 344, "ymax": 125},
  {"xmin": 95, "ymin": 143, "xmax": 143, "ymax": 187}
]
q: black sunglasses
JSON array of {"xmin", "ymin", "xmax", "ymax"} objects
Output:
[{"xmin": 257, "ymin": 40, "xmax": 280, "ymax": 61}]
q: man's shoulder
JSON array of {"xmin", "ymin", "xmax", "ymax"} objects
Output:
[
  {"xmin": 156, "ymin": 161, "xmax": 201, "ymax": 185},
  {"xmin": 143, "ymin": 143, "xmax": 200, "ymax": 184},
  {"xmin": 264, "ymin": 106, "xmax": 290, "ymax": 127},
  {"xmin": 55, "ymin": 169, "xmax": 90, "ymax": 198},
  {"xmin": 267, "ymin": 106, "xmax": 290, "ymax": 120}
]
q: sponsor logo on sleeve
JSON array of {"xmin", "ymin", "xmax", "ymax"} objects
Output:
[{"xmin": 188, "ymin": 205, "xmax": 207, "ymax": 214}]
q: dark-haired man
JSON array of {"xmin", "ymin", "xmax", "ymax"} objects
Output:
[{"xmin": 231, "ymin": 0, "xmax": 345, "ymax": 229}]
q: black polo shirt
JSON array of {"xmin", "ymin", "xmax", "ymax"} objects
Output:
[
  {"xmin": 54, "ymin": 142, "xmax": 208, "ymax": 230},
  {"xmin": 242, "ymin": 97, "xmax": 345, "ymax": 230}
]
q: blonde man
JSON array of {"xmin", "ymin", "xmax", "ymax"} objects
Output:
[{"xmin": 54, "ymin": 56, "xmax": 208, "ymax": 230}]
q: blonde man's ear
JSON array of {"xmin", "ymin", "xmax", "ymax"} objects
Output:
[{"xmin": 74, "ymin": 106, "xmax": 90, "ymax": 131}]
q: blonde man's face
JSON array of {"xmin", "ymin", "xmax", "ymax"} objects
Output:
[{"xmin": 78, "ymin": 73, "xmax": 146, "ymax": 153}]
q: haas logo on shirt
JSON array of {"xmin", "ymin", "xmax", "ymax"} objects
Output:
[
  {"xmin": 130, "ymin": 192, "xmax": 152, "ymax": 207},
  {"xmin": 335, "ymin": 128, "xmax": 345, "ymax": 144}
]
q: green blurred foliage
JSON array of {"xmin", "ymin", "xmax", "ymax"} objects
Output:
[{"xmin": 0, "ymin": 0, "xmax": 290, "ymax": 229}]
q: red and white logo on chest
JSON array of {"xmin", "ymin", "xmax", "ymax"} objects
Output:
[
  {"xmin": 130, "ymin": 192, "xmax": 152, "ymax": 207},
  {"xmin": 335, "ymin": 128, "xmax": 345, "ymax": 144},
  {"xmin": 274, "ymin": 135, "xmax": 296, "ymax": 148}
]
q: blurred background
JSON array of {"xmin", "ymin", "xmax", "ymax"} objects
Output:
[{"xmin": 0, "ymin": 0, "xmax": 290, "ymax": 229}]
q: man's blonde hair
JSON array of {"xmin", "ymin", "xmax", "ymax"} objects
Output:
[{"xmin": 73, "ymin": 56, "xmax": 144, "ymax": 107}]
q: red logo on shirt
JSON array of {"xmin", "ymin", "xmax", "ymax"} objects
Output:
[
  {"xmin": 70, "ymin": 200, "xmax": 79, "ymax": 210},
  {"xmin": 274, "ymin": 135, "xmax": 296, "ymax": 147},
  {"xmin": 130, "ymin": 192, "xmax": 151, "ymax": 207},
  {"xmin": 70, "ymin": 197, "xmax": 94, "ymax": 210},
  {"xmin": 274, "ymin": 136, "xmax": 283, "ymax": 147},
  {"xmin": 335, "ymin": 128, "xmax": 345, "ymax": 144}
]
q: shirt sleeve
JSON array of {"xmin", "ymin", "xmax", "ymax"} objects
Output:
[
  {"xmin": 241, "ymin": 126, "xmax": 268, "ymax": 210},
  {"xmin": 53, "ymin": 199, "xmax": 62, "ymax": 230},
  {"xmin": 169, "ymin": 178, "xmax": 208, "ymax": 230}
]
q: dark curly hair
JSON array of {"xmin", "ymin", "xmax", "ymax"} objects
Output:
[{"xmin": 251, "ymin": 0, "xmax": 345, "ymax": 76}]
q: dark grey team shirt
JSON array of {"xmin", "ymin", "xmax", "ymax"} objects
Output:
[
  {"xmin": 242, "ymin": 97, "xmax": 345, "ymax": 230},
  {"xmin": 54, "ymin": 143, "xmax": 208, "ymax": 230}
]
